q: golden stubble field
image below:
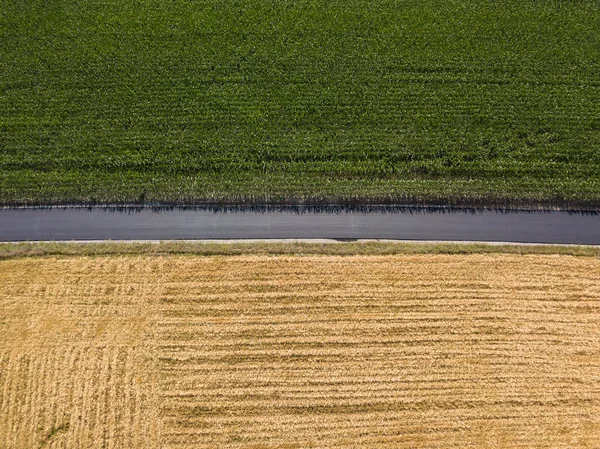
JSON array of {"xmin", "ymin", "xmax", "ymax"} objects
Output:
[{"xmin": 1, "ymin": 254, "xmax": 600, "ymax": 448}]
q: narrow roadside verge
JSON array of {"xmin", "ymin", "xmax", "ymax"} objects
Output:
[{"xmin": 1, "ymin": 240, "xmax": 599, "ymax": 260}]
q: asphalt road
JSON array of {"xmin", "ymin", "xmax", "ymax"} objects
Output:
[{"xmin": 1, "ymin": 206, "xmax": 599, "ymax": 244}]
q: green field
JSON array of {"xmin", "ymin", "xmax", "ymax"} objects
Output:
[{"xmin": 1, "ymin": 0, "xmax": 599, "ymax": 207}]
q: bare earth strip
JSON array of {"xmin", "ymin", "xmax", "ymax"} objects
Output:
[{"xmin": 1, "ymin": 254, "xmax": 600, "ymax": 448}]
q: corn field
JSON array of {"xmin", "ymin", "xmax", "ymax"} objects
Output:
[{"xmin": 1, "ymin": 0, "xmax": 600, "ymax": 207}]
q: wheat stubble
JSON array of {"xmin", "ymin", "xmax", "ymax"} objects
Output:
[{"xmin": 1, "ymin": 254, "xmax": 600, "ymax": 448}]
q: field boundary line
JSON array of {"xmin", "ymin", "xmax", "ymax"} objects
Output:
[{"xmin": 0, "ymin": 240, "xmax": 599, "ymax": 260}]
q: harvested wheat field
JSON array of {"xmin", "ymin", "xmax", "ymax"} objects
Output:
[{"xmin": 1, "ymin": 253, "xmax": 600, "ymax": 448}]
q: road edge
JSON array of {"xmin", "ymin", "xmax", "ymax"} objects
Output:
[{"xmin": 1, "ymin": 240, "xmax": 599, "ymax": 260}]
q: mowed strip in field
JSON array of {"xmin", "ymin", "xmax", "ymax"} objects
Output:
[{"xmin": 1, "ymin": 254, "xmax": 600, "ymax": 448}]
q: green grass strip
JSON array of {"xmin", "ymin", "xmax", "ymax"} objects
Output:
[{"xmin": 1, "ymin": 241, "xmax": 598, "ymax": 260}]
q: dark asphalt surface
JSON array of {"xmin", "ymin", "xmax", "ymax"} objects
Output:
[{"xmin": 1, "ymin": 206, "xmax": 599, "ymax": 244}]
